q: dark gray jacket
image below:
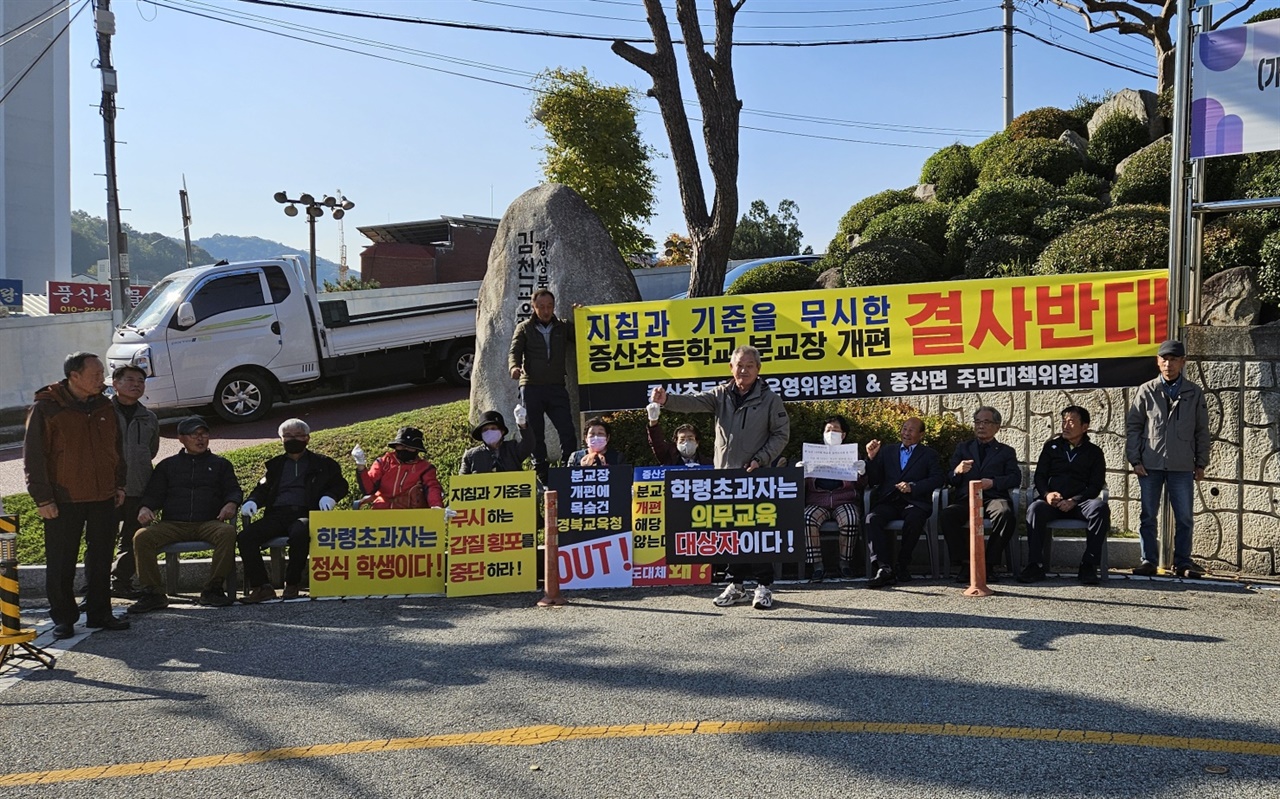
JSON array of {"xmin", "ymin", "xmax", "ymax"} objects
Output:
[
  {"xmin": 115, "ymin": 398, "xmax": 160, "ymax": 497},
  {"xmin": 663, "ymin": 379, "xmax": 790, "ymax": 469},
  {"xmin": 1126, "ymin": 375, "xmax": 1210, "ymax": 472},
  {"xmin": 508, "ymin": 315, "xmax": 571, "ymax": 387}
]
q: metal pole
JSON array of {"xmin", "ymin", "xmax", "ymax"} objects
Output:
[
  {"xmin": 1160, "ymin": 0, "xmax": 1196, "ymax": 573},
  {"xmin": 1188, "ymin": 4, "xmax": 1213, "ymax": 327},
  {"xmin": 308, "ymin": 210, "xmax": 318, "ymax": 291},
  {"xmin": 95, "ymin": 0, "xmax": 130, "ymax": 326},
  {"xmin": 180, "ymin": 180, "xmax": 194, "ymax": 268},
  {"xmin": 1002, "ymin": 0, "xmax": 1014, "ymax": 128}
]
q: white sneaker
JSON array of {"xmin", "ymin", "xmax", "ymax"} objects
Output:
[
  {"xmin": 752, "ymin": 585, "xmax": 773, "ymax": 610},
  {"xmin": 713, "ymin": 583, "xmax": 747, "ymax": 607}
]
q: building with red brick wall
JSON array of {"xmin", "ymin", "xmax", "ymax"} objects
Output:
[{"xmin": 357, "ymin": 216, "xmax": 498, "ymax": 288}]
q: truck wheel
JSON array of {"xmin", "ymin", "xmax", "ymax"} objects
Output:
[
  {"xmin": 443, "ymin": 342, "xmax": 475, "ymax": 387},
  {"xmin": 214, "ymin": 369, "xmax": 275, "ymax": 423}
]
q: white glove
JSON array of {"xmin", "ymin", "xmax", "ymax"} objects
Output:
[
  {"xmin": 240, "ymin": 500, "xmax": 258, "ymax": 517},
  {"xmin": 646, "ymin": 402, "xmax": 661, "ymax": 421},
  {"xmin": 318, "ymin": 496, "xmax": 336, "ymax": 511},
  {"xmin": 444, "ymin": 507, "xmax": 458, "ymax": 521},
  {"xmin": 352, "ymin": 445, "xmax": 366, "ymax": 467},
  {"xmin": 513, "ymin": 404, "xmax": 528, "ymax": 426}
]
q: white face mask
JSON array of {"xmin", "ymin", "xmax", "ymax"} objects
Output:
[
  {"xmin": 587, "ymin": 435, "xmax": 607, "ymax": 453},
  {"xmin": 677, "ymin": 440, "xmax": 698, "ymax": 458},
  {"xmin": 824, "ymin": 431, "xmax": 845, "ymax": 447},
  {"xmin": 481, "ymin": 429, "xmax": 503, "ymax": 446}
]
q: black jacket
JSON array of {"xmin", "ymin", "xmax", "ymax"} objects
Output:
[
  {"xmin": 866, "ymin": 443, "xmax": 944, "ymax": 511},
  {"xmin": 141, "ymin": 449, "xmax": 243, "ymax": 522},
  {"xmin": 247, "ymin": 451, "xmax": 349, "ymax": 511},
  {"xmin": 508, "ymin": 315, "xmax": 571, "ymax": 386},
  {"xmin": 1033, "ymin": 434, "xmax": 1106, "ymax": 503},
  {"xmin": 946, "ymin": 438, "xmax": 1021, "ymax": 502},
  {"xmin": 460, "ymin": 435, "xmax": 534, "ymax": 474}
]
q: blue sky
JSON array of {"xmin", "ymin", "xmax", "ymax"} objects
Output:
[{"xmin": 61, "ymin": 0, "xmax": 1264, "ymax": 266}]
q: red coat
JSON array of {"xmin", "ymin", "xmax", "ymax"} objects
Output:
[{"xmin": 358, "ymin": 453, "xmax": 443, "ymax": 509}]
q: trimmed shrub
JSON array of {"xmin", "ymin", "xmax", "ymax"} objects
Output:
[
  {"xmin": 1034, "ymin": 204, "xmax": 1169, "ymax": 275},
  {"xmin": 920, "ymin": 144, "xmax": 977, "ymax": 201},
  {"xmin": 726, "ymin": 260, "xmax": 818, "ymax": 295},
  {"xmin": 1111, "ymin": 138, "xmax": 1171, "ymax": 205},
  {"xmin": 1202, "ymin": 214, "xmax": 1269, "ymax": 277},
  {"xmin": 1063, "ymin": 170, "xmax": 1111, "ymax": 198},
  {"xmin": 861, "ymin": 202, "xmax": 951, "ymax": 257},
  {"xmin": 835, "ymin": 188, "xmax": 919, "ymax": 238},
  {"xmin": 946, "ymin": 176, "xmax": 1058, "ymax": 261},
  {"xmin": 1087, "ymin": 113, "xmax": 1150, "ymax": 173},
  {"xmin": 971, "ymin": 130, "xmax": 1011, "ymax": 171},
  {"xmin": 1258, "ymin": 230, "xmax": 1280, "ymax": 304},
  {"xmin": 836, "ymin": 238, "xmax": 934, "ymax": 288},
  {"xmin": 1008, "ymin": 106, "xmax": 1086, "ymax": 141},
  {"xmin": 964, "ymin": 234, "xmax": 1044, "ymax": 279},
  {"xmin": 979, "ymin": 137, "xmax": 1083, "ymax": 186},
  {"xmin": 1033, "ymin": 194, "xmax": 1107, "ymax": 241}
]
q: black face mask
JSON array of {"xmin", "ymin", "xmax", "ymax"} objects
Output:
[
  {"xmin": 394, "ymin": 449, "xmax": 419, "ymax": 463},
  {"xmin": 283, "ymin": 439, "xmax": 307, "ymax": 454}
]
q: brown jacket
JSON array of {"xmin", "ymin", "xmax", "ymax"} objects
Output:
[{"xmin": 23, "ymin": 381, "xmax": 125, "ymax": 505}]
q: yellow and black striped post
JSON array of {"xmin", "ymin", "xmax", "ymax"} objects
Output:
[{"xmin": 0, "ymin": 516, "xmax": 57, "ymax": 670}]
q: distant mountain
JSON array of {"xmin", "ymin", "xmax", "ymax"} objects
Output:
[
  {"xmin": 195, "ymin": 234, "xmax": 356, "ymax": 284},
  {"xmin": 71, "ymin": 210, "xmax": 217, "ymax": 285}
]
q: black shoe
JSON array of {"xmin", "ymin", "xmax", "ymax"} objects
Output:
[
  {"xmin": 51, "ymin": 623, "xmax": 75, "ymax": 640},
  {"xmin": 86, "ymin": 615, "xmax": 131, "ymax": 631},
  {"xmin": 809, "ymin": 567, "xmax": 825, "ymax": 583},
  {"xmin": 199, "ymin": 586, "xmax": 234, "ymax": 607},
  {"xmin": 1177, "ymin": 564, "xmax": 1204, "ymax": 579},
  {"xmin": 129, "ymin": 591, "xmax": 169, "ymax": 614},
  {"xmin": 895, "ymin": 567, "xmax": 914, "ymax": 583},
  {"xmin": 1018, "ymin": 564, "xmax": 1047, "ymax": 583},
  {"xmin": 838, "ymin": 560, "xmax": 856, "ymax": 580},
  {"xmin": 867, "ymin": 566, "xmax": 896, "ymax": 588},
  {"xmin": 1078, "ymin": 562, "xmax": 1100, "ymax": 585},
  {"xmin": 110, "ymin": 582, "xmax": 143, "ymax": 600}
]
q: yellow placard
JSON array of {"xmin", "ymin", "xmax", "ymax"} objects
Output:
[
  {"xmin": 631, "ymin": 469, "xmax": 711, "ymax": 587},
  {"xmin": 308, "ymin": 509, "xmax": 446, "ymax": 597},
  {"xmin": 575, "ymin": 270, "xmax": 1168, "ymax": 411},
  {"xmin": 446, "ymin": 472, "xmax": 538, "ymax": 597}
]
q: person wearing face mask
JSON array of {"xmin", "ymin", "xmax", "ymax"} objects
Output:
[
  {"xmin": 461, "ymin": 410, "xmax": 534, "ymax": 473},
  {"xmin": 803, "ymin": 416, "xmax": 866, "ymax": 581},
  {"xmin": 354, "ymin": 427, "xmax": 444, "ymax": 509},
  {"xmin": 567, "ymin": 418, "xmax": 628, "ymax": 467},
  {"xmin": 238, "ymin": 419, "xmax": 349, "ymax": 603},
  {"xmin": 645, "ymin": 402, "xmax": 712, "ymax": 466}
]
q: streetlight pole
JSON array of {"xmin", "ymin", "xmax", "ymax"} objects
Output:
[
  {"xmin": 95, "ymin": 0, "xmax": 130, "ymax": 325},
  {"xmin": 273, "ymin": 192, "xmax": 355, "ymax": 291}
]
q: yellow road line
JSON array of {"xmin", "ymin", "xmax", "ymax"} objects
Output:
[{"xmin": 3, "ymin": 720, "xmax": 1278, "ymax": 787}]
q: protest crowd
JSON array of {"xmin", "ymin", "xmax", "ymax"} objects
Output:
[{"xmin": 21, "ymin": 326, "xmax": 1208, "ymax": 634}]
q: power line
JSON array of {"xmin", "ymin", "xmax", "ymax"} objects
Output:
[
  {"xmin": 1014, "ymin": 2, "xmax": 1153, "ymax": 67},
  {"xmin": 0, "ymin": 0, "xmax": 87, "ymax": 107},
  {"xmin": 467, "ymin": 0, "xmax": 999, "ymax": 31},
  {"xmin": 581, "ymin": 0, "xmax": 978, "ymax": 15},
  {"xmin": 1016, "ymin": 27, "xmax": 1156, "ymax": 79},
  {"xmin": 0, "ymin": 0, "xmax": 73, "ymax": 49},
  {"xmin": 1017, "ymin": 1, "xmax": 1152, "ymax": 59}
]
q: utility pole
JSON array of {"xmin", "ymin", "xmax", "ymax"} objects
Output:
[
  {"xmin": 95, "ymin": 0, "xmax": 130, "ymax": 325},
  {"xmin": 179, "ymin": 176, "xmax": 194, "ymax": 267},
  {"xmin": 1002, "ymin": 0, "xmax": 1014, "ymax": 128}
]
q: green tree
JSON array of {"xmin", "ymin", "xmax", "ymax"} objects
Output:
[
  {"xmin": 728, "ymin": 199, "xmax": 803, "ymax": 260},
  {"xmin": 531, "ymin": 67, "xmax": 658, "ymax": 258}
]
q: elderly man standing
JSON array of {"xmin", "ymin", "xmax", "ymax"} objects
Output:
[
  {"xmin": 863, "ymin": 417, "xmax": 944, "ymax": 587},
  {"xmin": 650, "ymin": 345, "xmax": 790, "ymax": 610},
  {"xmin": 939, "ymin": 407, "xmax": 1022, "ymax": 581},
  {"xmin": 509, "ymin": 288, "xmax": 577, "ymax": 478},
  {"xmin": 130, "ymin": 417, "xmax": 242, "ymax": 613},
  {"xmin": 108, "ymin": 364, "xmax": 159, "ymax": 599},
  {"xmin": 239, "ymin": 419, "xmax": 349, "ymax": 603},
  {"xmin": 1021, "ymin": 405, "xmax": 1110, "ymax": 585},
  {"xmin": 24, "ymin": 352, "xmax": 130, "ymax": 639},
  {"xmin": 1126, "ymin": 340, "xmax": 1211, "ymax": 578}
]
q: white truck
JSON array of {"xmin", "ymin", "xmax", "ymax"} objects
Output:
[{"xmin": 106, "ymin": 256, "xmax": 478, "ymax": 422}]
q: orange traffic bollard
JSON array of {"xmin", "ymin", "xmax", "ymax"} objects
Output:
[
  {"xmin": 963, "ymin": 480, "xmax": 993, "ymax": 597},
  {"xmin": 537, "ymin": 490, "xmax": 567, "ymax": 607}
]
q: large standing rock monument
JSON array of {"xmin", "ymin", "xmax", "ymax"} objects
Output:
[{"xmin": 470, "ymin": 183, "xmax": 641, "ymax": 461}]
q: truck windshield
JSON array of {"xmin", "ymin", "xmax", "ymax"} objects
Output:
[{"xmin": 123, "ymin": 274, "xmax": 195, "ymax": 329}]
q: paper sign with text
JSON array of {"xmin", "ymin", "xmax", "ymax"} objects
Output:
[
  {"xmin": 445, "ymin": 472, "xmax": 538, "ymax": 597},
  {"xmin": 309, "ymin": 509, "xmax": 446, "ymax": 596},
  {"xmin": 801, "ymin": 442, "xmax": 864, "ymax": 482},
  {"xmin": 664, "ymin": 467, "xmax": 806, "ymax": 564}
]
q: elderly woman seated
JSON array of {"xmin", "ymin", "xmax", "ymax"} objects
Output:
[{"xmin": 803, "ymin": 415, "xmax": 865, "ymax": 581}]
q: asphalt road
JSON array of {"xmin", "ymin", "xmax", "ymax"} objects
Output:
[
  {"xmin": 0, "ymin": 382, "xmax": 467, "ymax": 498},
  {"xmin": 1, "ymin": 577, "xmax": 1278, "ymax": 797}
]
